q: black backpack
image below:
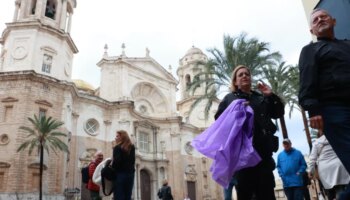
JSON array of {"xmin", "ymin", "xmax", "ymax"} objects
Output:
[
  {"xmin": 157, "ymin": 188, "xmax": 163, "ymax": 199},
  {"xmin": 81, "ymin": 163, "xmax": 90, "ymax": 184}
]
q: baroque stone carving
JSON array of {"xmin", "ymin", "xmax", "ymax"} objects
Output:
[
  {"xmin": 185, "ymin": 164, "xmax": 197, "ymax": 182},
  {"xmin": 12, "ymin": 46, "xmax": 27, "ymax": 60}
]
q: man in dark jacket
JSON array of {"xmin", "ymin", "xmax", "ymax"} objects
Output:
[
  {"xmin": 298, "ymin": 8, "xmax": 350, "ymax": 200},
  {"xmin": 159, "ymin": 179, "xmax": 173, "ymax": 200}
]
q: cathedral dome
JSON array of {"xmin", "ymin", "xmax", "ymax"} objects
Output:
[
  {"xmin": 73, "ymin": 79, "xmax": 95, "ymax": 91},
  {"xmin": 180, "ymin": 46, "xmax": 207, "ymax": 66},
  {"xmin": 184, "ymin": 46, "xmax": 204, "ymax": 56}
]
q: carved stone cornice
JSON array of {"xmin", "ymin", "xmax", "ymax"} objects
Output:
[
  {"xmin": 0, "ymin": 162, "xmax": 11, "ymax": 168},
  {"xmin": 35, "ymin": 99, "xmax": 53, "ymax": 107},
  {"xmin": 1, "ymin": 97, "xmax": 19, "ymax": 103},
  {"xmin": 28, "ymin": 163, "xmax": 48, "ymax": 170}
]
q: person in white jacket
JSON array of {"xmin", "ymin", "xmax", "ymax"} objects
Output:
[{"xmin": 308, "ymin": 134, "xmax": 350, "ymax": 200}]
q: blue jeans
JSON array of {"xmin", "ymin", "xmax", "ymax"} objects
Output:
[
  {"xmin": 223, "ymin": 177, "xmax": 237, "ymax": 200},
  {"xmin": 113, "ymin": 172, "xmax": 135, "ymax": 200},
  {"xmin": 284, "ymin": 187, "xmax": 304, "ymax": 200},
  {"xmin": 322, "ymin": 106, "xmax": 350, "ymax": 200}
]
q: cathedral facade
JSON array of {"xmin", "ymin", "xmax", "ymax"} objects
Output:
[{"xmin": 0, "ymin": 0, "xmax": 222, "ymax": 199}]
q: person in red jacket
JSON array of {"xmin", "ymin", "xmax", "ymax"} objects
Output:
[{"xmin": 88, "ymin": 151, "xmax": 104, "ymax": 200}]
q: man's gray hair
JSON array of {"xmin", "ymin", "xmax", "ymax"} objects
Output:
[{"xmin": 311, "ymin": 8, "xmax": 331, "ymax": 17}]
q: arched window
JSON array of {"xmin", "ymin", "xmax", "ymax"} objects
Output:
[
  {"xmin": 185, "ymin": 74, "xmax": 191, "ymax": 89},
  {"xmin": 30, "ymin": 0, "xmax": 37, "ymax": 15},
  {"xmin": 45, "ymin": 0, "xmax": 57, "ymax": 19}
]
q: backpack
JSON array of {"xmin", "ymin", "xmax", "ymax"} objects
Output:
[
  {"xmin": 81, "ymin": 163, "xmax": 90, "ymax": 184},
  {"xmin": 157, "ymin": 188, "xmax": 163, "ymax": 199}
]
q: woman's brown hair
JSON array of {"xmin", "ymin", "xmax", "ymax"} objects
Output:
[
  {"xmin": 116, "ymin": 130, "xmax": 133, "ymax": 153},
  {"xmin": 230, "ymin": 65, "xmax": 251, "ymax": 92}
]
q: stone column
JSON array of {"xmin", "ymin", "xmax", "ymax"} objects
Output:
[
  {"xmin": 71, "ymin": 112, "xmax": 79, "ymax": 187},
  {"xmin": 103, "ymin": 120, "xmax": 112, "ymax": 155},
  {"xmin": 59, "ymin": 0, "xmax": 67, "ymax": 31},
  {"xmin": 13, "ymin": 0, "xmax": 20, "ymax": 21},
  {"xmin": 67, "ymin": 11, "xmax": 72, "ymax": 33},
  {"xmin": 135, "ymin": 163, "xmax": 140, "ymax": 200}
]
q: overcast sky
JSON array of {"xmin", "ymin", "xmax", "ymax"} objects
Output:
[{"xmin": 0, "ymin": 0, "xmax": 314, "ymax": 154}]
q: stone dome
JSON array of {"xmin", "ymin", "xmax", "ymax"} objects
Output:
[
  {"xmin": 73, "ymin": 79, "xmax": 95, "ymax": 91},
  {"xmin": 184, "ymin": 46, "xmax": 204, "ymax": 56},
  {"xmin": 180, "ymin": 46, "xmax": 207, "ymax": 66}
]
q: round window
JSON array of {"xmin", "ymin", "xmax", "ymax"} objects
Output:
[
  {"xmin": 0, "ymin": 134, "xmax": 10, "ymax": 145},
  {"xmin": 184, "ymin": 142, "xmax": 194, "ymax": 155},
  {"xmin": 84, "ymin": 119, "xmax": 99, "ymax": 136}
]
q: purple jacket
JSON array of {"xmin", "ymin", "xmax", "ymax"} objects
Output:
[{"xmin": 192, "ymin": 99, "xmax": 261, "ymax": 188}]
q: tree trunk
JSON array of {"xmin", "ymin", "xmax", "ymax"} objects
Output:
[
  {"xmin": 301, "ymin": 108, "xmax": 312, "ymax": 152},
  {"xmin": 39, "ymin": 145, "xmax": 43, "ymax": 200},
  {"xmin": 279, "ymin": 116, "xmax": 288, "ymax": 139}
]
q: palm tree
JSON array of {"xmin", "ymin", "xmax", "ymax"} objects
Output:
[
  {"xmin": 286, "ymin": 66, "xmax": 313, "ymax": 151},
  {"xmin": 17, "ymin": 115, "xmax": 69, "ymax": 200},
  {"xmin": 188, "ymin": 32, "xmax": 282, "ymax": 119},
  {"xmin": 261, "ymin": 60, "xmax": 292, "ymax": 139},
  {"xmin": 263, "ymin": 62, "xmax": 312, "ymax": 149}
]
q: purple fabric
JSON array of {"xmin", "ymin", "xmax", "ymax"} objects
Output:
[{"xmin": 192, "ymin": 99, "xmax": 261, "ymax": 188}]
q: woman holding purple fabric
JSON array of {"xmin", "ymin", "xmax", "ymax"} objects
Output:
[{"xmin": 214, "ymin": 65, "xmax": 284, "ymax": 200}]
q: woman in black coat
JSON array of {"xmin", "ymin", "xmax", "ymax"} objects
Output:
[
  {"xmin": 215, "ymin": 65, "xmax": 284, "ymax": 200},
  {"xmin": 112, "ymin": 130, "xmax": 135, "ymax": 200}
]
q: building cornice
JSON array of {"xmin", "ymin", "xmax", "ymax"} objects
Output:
[
  {"xmin": 97, "ymin": 57, "xmax": 178, "ymax": 85},
  {"xmin": 0, "ymin": 21, "xmax": 78, "ymax": 53},
  {"xmin": 0, "ymin": 70, "xmax": 183, "ymax": 124}
]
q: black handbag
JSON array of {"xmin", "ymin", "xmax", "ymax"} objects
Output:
[
  {"xmin": 101, "ymin": 159, "xmax": 115, "ymax": 181},
  {"xmin": 101, "ymin": 159, "xmax": 115, "ymax": 196}
]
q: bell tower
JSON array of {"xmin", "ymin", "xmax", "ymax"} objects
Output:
[
  {"xmin": 0, "ymin": 0, "xmax": 78, "ymax": 81},
  {"xmin": 177, "ymin": 46, "xmax": 208, "ymax": 100},
  {"xmin": 176, "ymin": 46, "xmax": 218, "ymax": 128}
]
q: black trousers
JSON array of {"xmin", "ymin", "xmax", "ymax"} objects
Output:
[{"xmin": 236, "ymin": 159, "xmax": 276, "ymax": 200}]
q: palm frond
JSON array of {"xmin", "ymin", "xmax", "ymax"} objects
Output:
[{"xmin": 187, "ymin": 32, "xmax": 281, "ymax": 120}]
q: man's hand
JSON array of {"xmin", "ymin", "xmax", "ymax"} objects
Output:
[{"xmin": 309, "ymin": 115, "xmax": 323, "ymax": 130}]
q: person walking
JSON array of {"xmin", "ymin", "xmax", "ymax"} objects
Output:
[
  {"xmin": 277, "ymin": 138, "xmax": 307, "ymax": 200},
  {"xmin": 112, "ymin": 130, "xmax": 135, "ymax": 200},
  {"xmin": 308, "ymin": 133, "xmax": 350, "ymax": 200},
  {"xmin": 159, "ymin": 179, "xmax": 173, "ymax": 200},
  {"xmin": 88, "ymin": 151, "xmax": 104, "ymax": 200},
  {"xmin": 298, "ymin": 8, "xmax": 350, "ymax": 200},
  {"xmin": 214, "ymin": 65, "xmax": 284, "ymax": 200}
]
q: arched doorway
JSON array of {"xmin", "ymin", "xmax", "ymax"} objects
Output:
[
  {"xmin": 187, "ymin": 181, "xmax": 196, "ymax": 200},
  {"xmin": 140, "ymin": 169, "xmax": 151, "ymax": 200}
]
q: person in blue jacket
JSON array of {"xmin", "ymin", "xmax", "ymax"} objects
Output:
[{"xmin": 277, "ymin": 138, "xmax": 307, "ymax": 200}]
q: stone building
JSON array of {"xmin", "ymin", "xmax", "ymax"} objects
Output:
[{"xmin": 0, "ymin": 0, "xmax": 222, "ymax": 199}]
